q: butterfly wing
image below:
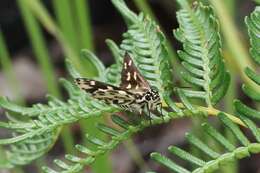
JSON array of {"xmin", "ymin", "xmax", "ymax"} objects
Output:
[
  {"xmin": 120, "ymin": 53, "xmax": 150, "ymax": 92},
  {"xmin": 75, "ymin": 78, "xmax": 136, "ymax": 107}
]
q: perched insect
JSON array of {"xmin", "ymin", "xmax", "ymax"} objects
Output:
[{"xmin": 75, "ymin": 53, "xmax": 162, "ymax": 119}]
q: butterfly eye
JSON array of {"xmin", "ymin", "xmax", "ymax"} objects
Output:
[{"xmin": 145, "ymin": 95, "xmax": 151, "ymax": 101}]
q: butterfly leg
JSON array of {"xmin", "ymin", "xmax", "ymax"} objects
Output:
[
  {"xmin": 146, "ymin": 103, "xmax": 152, "ymax": 125},
  {"xmin": 159, "ymin": 103, "xmax": 164, "ymax": 122}
]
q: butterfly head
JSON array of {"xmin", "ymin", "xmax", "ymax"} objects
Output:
[{"xmin": 142, "ymin": 87, "xmax": 161, "ymax": 110}]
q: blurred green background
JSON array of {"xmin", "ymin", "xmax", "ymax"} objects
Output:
[{"xmin": 0, "ymin": 0, "xmax": 259, "ymax": 173}]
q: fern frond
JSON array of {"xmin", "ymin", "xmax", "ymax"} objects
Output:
[
  {"xmin": 0, "ymin": 80, "xmax": 118, "ymax": 145},
  {"xmin": 108, "ymin": 0, "xmax": 173, "ymax": 95},
  {"xmin": 0, "ymin": 50, "xmax": 120, "ymax": 166},
  {"xmin": 150, "ymin": 113, "xmax": 260, "ymax": 173},
  {"xmin": 42, "ymin": 109, "xmax": 184, "ymax": 173},
  {"xmin": 245, "ymin": 7, "xmax": 260, "ymax": 64},
  {"xmin": 174, "ymin": 0, "xmax": 230, "ymax": 106},
  {"xmin": 5, "ymin": 130, "xmax": 58, "ymax": 167},
  {"xmin": 234, "ymin": 6, "xmax": 260, "ymax": 129},
  {"xmin": 230, "ymin": 10, "xmax": 260, "ymax": 166}
]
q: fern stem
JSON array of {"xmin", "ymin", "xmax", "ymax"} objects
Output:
[
  {"xmin": 24, "ymin": 0, "xmax": 87, "ymax": 76},
  {"xmin": 74, "ymin": 0, "xmax": 94, "ymax": 51},
  {"xmin": 174, "ymin": 103, "xmax": 245, "ymax": 127}
]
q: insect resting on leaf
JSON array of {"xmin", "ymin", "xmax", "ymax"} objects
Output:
[{"xmin": 75, "ymin": 53, "xmax": 162, "ymax": 120}]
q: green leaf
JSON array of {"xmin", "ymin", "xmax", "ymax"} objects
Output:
[
  {"xmin": 245, "ymin": 7, "xmax": 260, "ymax": 64},
  {"xmin": 150, "ymin": 152, "xmax": 191, "ymax": 173},
  {"xmin": 174, "ymin": 1, "xmax": 230, "ymax": 106},
  {"xmin": 150, "ymin": 114, "xmax": 260, "ymax": 173},
  {"xmin": 112, "ymin": 0, "xmax": 174, "ymax": 96}
]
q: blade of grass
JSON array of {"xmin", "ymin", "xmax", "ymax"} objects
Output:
[
  {"xmin": 52, "ymin": 0, "xmax": 80, "ymax": 53},
  {"xmin": 223, "ymin": 72, "xmax": 238, "ymax": 173},
  {"xmin": 22, "ymin": 0, "xmax": 87, "ymax": 76},
  {"xmin": 17, "ymin": 0, "xmax": 75, "ymax": 156},
  {"xmin": 18, "ymin": 0, "xmax": 60, "ymax": 98},
  {"xmin": 0, "ymin": 31, "xmax": 24, "ymax": 104},
  {"xmin": 74, "ymin": 0, "xmax": 94, "ymax": 51}
]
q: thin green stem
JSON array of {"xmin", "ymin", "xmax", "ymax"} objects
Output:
[
  {"xmin": 74, "ymin": 0, "xmax": 94, "ymax": 51},
  {"xmin": 223, "ymin": 69, "xmax": 238, "ymax": 173},
  {"xmin": 52, "ymin": 0, "xmax": 80, "ymax": 53},
  {"xmin": 61, "ymin": 125, "xmax": 75, "ymax": 154},
  {"xmin": 23, "ymin": 0, "xmax": 86, "ymax": 76},
  {"xmin": 173, "ymin": 103, "xmax": 245, "ymax": 127}
]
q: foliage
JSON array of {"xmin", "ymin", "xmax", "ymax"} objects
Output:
[
  {"xmin": 150, "ymin": 4, "xmax": 260, "ymax": 173},
  {"xmin": 0, "ymin": 0, "xmax": 259, "ymax": 173},
  {"xmin": 174, "ymin": 1, "xmax": 230, "ymax": 107},
  {"xmin": 150, "ymin": 113, "xmax": 260, "ymax": 173}
]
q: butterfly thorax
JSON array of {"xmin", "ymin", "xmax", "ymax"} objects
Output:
[{"xmin": 133, "ymin": 88, "xmax": 161, "ymax": 113}]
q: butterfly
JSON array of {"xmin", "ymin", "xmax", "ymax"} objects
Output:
[{"xmin": 75, "ymin": 53, "xmax": 162, "ymax": 119}]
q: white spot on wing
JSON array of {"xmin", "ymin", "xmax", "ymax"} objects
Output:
[
  {"xmin": 107, "ymin": 86, "xmax": 113, "ymax": 90},
  {"xmin": 127, "ymin": 72, "xmax": 131, "ymax": 81},
  {"xmin": 90, "ymin": 81, "xmax": 95, "ymax": 85},
  {"xmin": 128, "ymin": 60, "xmax": 132, "ymax": 66},
  {"xmin": 124, "ymin": 62, "xmax": 127, "ymax": 69},
  {"xmin": 135, "ymin": 85, "xmax": 139, "ymax": 89},
  {"xmin": 119, "ymin": 90, "xmax": 127, "ymax": 95},
  {"xmin": 126, "ymin": 83, "xmax": 131, "ymax": 89},
  {"xmin": 133, "ymin": 72, "xmax": 137, "ymax": 80}
]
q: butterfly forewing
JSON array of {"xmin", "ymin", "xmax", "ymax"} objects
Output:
[
  {"xmin": 75, "ymin": 78, "xmax": 135, "ymax": 107},
  {"xmin": 120, "ymin": 53, "xmax": 150, "ymax": 92}
]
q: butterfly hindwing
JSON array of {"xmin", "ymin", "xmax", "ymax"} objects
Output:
[
  {"xmin": 75, "ymin": 78, "xmax": 136, "ymax": 107},
  {"xmin": 120, "ymin": 53, "xmax": 150, "ymax": 92}
]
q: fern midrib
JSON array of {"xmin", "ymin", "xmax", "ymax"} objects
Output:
[
  {"xmin": 0, "ymin": 106, "xmax": 119, "ymax": 145},
  {"xmin": 192, "ymin": 143, "xmax": 260, "ymax": 172},
  {"xmin": 185, "ymin": 5, "xmax": 213, "ymax": 107},
  {"xmin": 174, "ymin": 102, "xmax": 245, "ymax": 127}
]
